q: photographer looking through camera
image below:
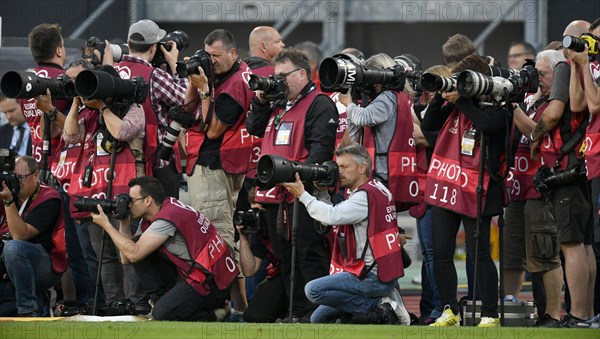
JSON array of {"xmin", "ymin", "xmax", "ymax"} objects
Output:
[
  {"xmin": 336, "ymin": 52, "xmax": 419, "ymax": 212},
  {"xmin": 420, "ymin": 55, "xmax": 510, "ymax": 327},
  {"xmin": 0, "ymin": 156, "xmax": 67, "ymax": 316},
  {"xmin": 246, "ymin": 48, "xmax": 339, "ymax": 321},
  {"xmin": 281, "ymin": 144, "xmax": 408, "ymax": 324},
  {"xmin": 62, "ymin": 65, "xmax": 146, "ymax": 305},
  {"xmin": 90, "ymin": 176, "xmax": 238, "ymax": 321},
  {"xmin": 112, "ymin": 19, "xmax": 187, "ymax": 198}
]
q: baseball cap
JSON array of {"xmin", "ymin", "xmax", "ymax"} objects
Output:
[{"xmin": 128, "ymin": 19, "xmax": 166, "ymax": 45}]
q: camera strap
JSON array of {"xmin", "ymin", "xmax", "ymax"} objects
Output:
[{"xmin": 557, "ymin": 110, "xmax": 589, "ymax": 165}]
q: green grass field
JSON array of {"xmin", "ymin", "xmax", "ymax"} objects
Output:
[{"xmin": 0, "ymin": 321, "xmax": 598, "ymax": 339}]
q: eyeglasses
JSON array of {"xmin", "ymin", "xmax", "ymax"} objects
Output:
[
  {"xmin": 278, "ymin": 68, "xmax": 302, "ymax": 78},
  {"xmin": 129, "ymin": 196, "xmax": 147, "ymax": 204},
  {"xmin": 17, "ymin": 172, "xmax": 36, "ymax": 181},
  {"xmin": 65, "ymin": 58, "xmax": 94, "ymax": 70}
]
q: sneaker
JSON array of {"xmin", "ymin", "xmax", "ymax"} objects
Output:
[
  {"xmin": 381, "ymin": 288, "xmax": 410, "ymax": 325},
  {"xmin": 477, "ymin": 317, "xmax": 500, "ymax": 327},
  {"xmin": 534, "ymin": 314, "xmax": 561, "ymax": 328},
  {"xmin": 429, "ymin": 305, "xmax": 460, "ymax": 327},
  {"xmin": 587, "ymin": 314, "xmax": 600, "ymax": 329},
  {"xmin": 225, "ymin": 309, "xmax": 245, "ymax": 322},
  {"xmin": 559, "ymin": 313, "xmax": 590, "ymax": 328},
  {"xmin": 503, "ymin": 294, "xmax": 517, "ymax": 302}
]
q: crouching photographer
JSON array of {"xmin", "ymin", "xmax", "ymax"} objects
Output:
[
  {"xmin": 90, "ymin": 176, "xmax": 238, "ymax": 321},
  {"xmin": 0, "ymin": 156, "xmax": 67, "ymax": 316},
  {"xmin": 236, "ymin": 192, "xmax": 288, "ymax": 323},
  {"xmin": 281, "ymin": 144, "xmax": 408, "ymax": 324}
]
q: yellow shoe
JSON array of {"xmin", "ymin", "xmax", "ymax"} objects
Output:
[
  {"xmin": 477, "ymin": 317, "xmax": 500, "ymax": 327},
  {"xmin": 430, "ymin": 305, "xmax": 460, "ymax": 327}
]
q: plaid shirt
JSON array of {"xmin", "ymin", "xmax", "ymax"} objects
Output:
[{"xmin": 119, "ymin": 55, "xmax": 187, "ymax": 168}]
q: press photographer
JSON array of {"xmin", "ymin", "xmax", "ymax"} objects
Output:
[
  {"xmin": 246, "ymin": 48, "xmax": 338, "ymax": 321},
  {"xmin": 114, "ymin": 19, "xmax": 188, "ymax": 198},
  {"xmin": 0, "ymin": 156, "xmax": 67, "ymax": 316},
  {"xmin": 63, "ymin": 65, "xmax": 146, "ymax": 306},
  {"xmin": 528, "ymin": 19, "xmax": 596, "ymax": 327},
  {"xmin": 421, "ymin": 55, "xmax": 509, "ymax": 327},
  {"xmin": 332, "ymin": 52, "xmax": 419, "ymax": 211},
  {"xmin": 90, "ymin": 176, "xmax": 238, "ymax": 321},
  {"xmin": 235, "ymin": 192, "xmax": 287, "ymax": 323},
  {"xmin": 282, "ymin": 144, "xmax": 407, "ymax": 324}
]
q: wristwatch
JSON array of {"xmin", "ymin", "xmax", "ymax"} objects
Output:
[
  {"xmin": 47, "ymin": 107, "xmax": 58, "ymax": 121},
  {"xmin": 3, "ymin": 198, "xmax": 14, "ymax": 207},
  {"xmin": 199, "ymin": 91, "xmax": 210, "ymax": 100}
]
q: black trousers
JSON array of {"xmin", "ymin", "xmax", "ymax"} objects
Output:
[
  {"xmin": 243, "ymin": 274, "xmax": 288, "ymax": 322},
  {"xmin": 153, "ymin": 161, "xmax": 180, "ymax": 199},
  {"xmin": 264, "ymin": 202, "xmax": 330, "ymax": 318},
  {"xmin": 431, "ymin": 206, "xmax": 499, "ymax": 318},
  {"xmin": 133, "ymin": 251, "xmax": 229, "ymax": 321}
]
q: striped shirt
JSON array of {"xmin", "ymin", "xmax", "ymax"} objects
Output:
[{"xmin": 119, "ymin": 55, "xmax": 187, "ymax": 168}]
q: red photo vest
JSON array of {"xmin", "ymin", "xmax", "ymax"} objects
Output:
[
  {"xmin": 68, "ymin": 108, "xmax": 138, "ymax": 219},
  {"xmin": 19, "ymin": 65, "xmax": 70, "ymax": 164},
  {"xmin": 141, "ymin": 198, "xmax": 239, "ymax": 296},
  {"xmin": 508, "ymin": 101, "xmax": 547, "ymax": 201},
  {"xmin": 254, "ymin": 88, "xmax": 321, "ymax": 204},
  {"xmin": 330, "ymin": 180, "xmax": 404, "ymax": 282},
  {"xmin": 114, "ymin": 60, "xmax": 161, "ymax": 175},
  {"xmin": 0, "ymin": 184, "xmax": 67, "ymax": 274},
  {"xmin": 363, "ymin": 91, "xmax": 419, "ymax": 211},
  {"xmin": 186, "ymin": 61, "xmax": 254, "ymax": 175},
  {"xmin": 425, "ymin": 108, "xmax": 491, "ymax": 218},
  {"xmin": 583, "ymin": 60, "xmax": 600, "ymax": 179}
]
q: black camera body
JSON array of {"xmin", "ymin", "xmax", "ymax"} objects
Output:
[
  {"xmin": 85, "ymin": 37, "xmax": 129, "ymax": 64},
  {"xmin": 176, "ymin": 50, "xmax": 212, "ymax": 78},
  {"xmin": 319, "ymin": 53, "xmax": 411, "ymax": 94},
  {"xmin": 257, "ymin": 154, "xmax": 339, "ymax": 190},
  {"xmin": 534, "ymin": 165, "xmax": 587, "ymax": 193},
  {"xmin": 151, "ymin": 30, "xmax": 189, "ymax": 68},
  {"xmin": 73, "ymin": 194, "xmax": 131, "ymax": 220},
  {"xmin": 234, "ymin": 208, "xmax": 265, "ymax": 235},
  {"xmin": 1, "ymin": 71, "xmax": 75, "ymax": 99},
  {"xmin": 248, "ymin": 74, "xmax": 288, "ymax": 102},
  {"xmin": 0, "ymin": 149, "xmax": 19, "ymax": 199},
  {"xmin": 155, "ymin": 106, "xmax": 197, "ymax": 161}
]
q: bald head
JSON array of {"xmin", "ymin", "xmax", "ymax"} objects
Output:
[
  {"xmin": 563, "ymin": 20, "xmax": 590, "ymax": 36},
  {"xmin": 249, "ymin": 26, "xmax": 285, "ymax": 62}
]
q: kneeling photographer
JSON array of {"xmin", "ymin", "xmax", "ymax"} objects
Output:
[
  {"xmin": 422, "ymin": 55, "xmax": 514, "ymax": 327},
  {"xmin": 63, "ymin": 65, "xmax": 146, "ymax": 306},
  {"xmin": 246, "ymin": 48, "xmax": 338, "ymax": 321},
  {"xmin": 282, "ymin": 144, "xmax": 406, "ymax": 324},
  {"xmin": 0, "ymin": 156, "xmax": 67, "ymax": 316},
  {"xmin": 90, "ymin": 176, "xmax": 238, "ymax": 321}
]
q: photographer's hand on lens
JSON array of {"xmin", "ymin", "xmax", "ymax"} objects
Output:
[
  {"xmin": 91, "ymin": 204, "xmax": 110, "ymax": 229},
  {"xmin": 442, "ymin": 90, "xmax": 459, "ymax": 104},
  {"xmin": 281, "ymin": 173, "xmax": 306, "ymax": 198},
  {"xmin": 0, "ymin": 182, "xmax": 13, "ymax": 202},
  {"xmin": 570, "ymin": 45, "xmax": 590, "ymax": 65},
  {"xmin": 254, "ymin": 90, "xmax": 268, "ymax": 104},
  {"xmin": 188, "ymin": 67, "xmax": 208, "ymax": 92},
  {"xmin": 102, "ymin": 40, "xmax": 114, "ymax": 66},
  {"xmin": 35, "ymin": 89, "xmax": 54, "ymax": 113},
  {"xmin": 161, "ymin": 41, "xmax": 180, "ymax": 72}
]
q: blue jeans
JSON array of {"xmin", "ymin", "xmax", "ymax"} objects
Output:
[
  {"xmin": 416, "ymin": 208, "xmax": 442, "ymax": 319},
  {"xmin": 305, "ymin": 272, "xmax": 396, "ymax": 323},
  {"xmin": 2, "ymin": 240, "xmax": 61, "ymax": 314}
]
